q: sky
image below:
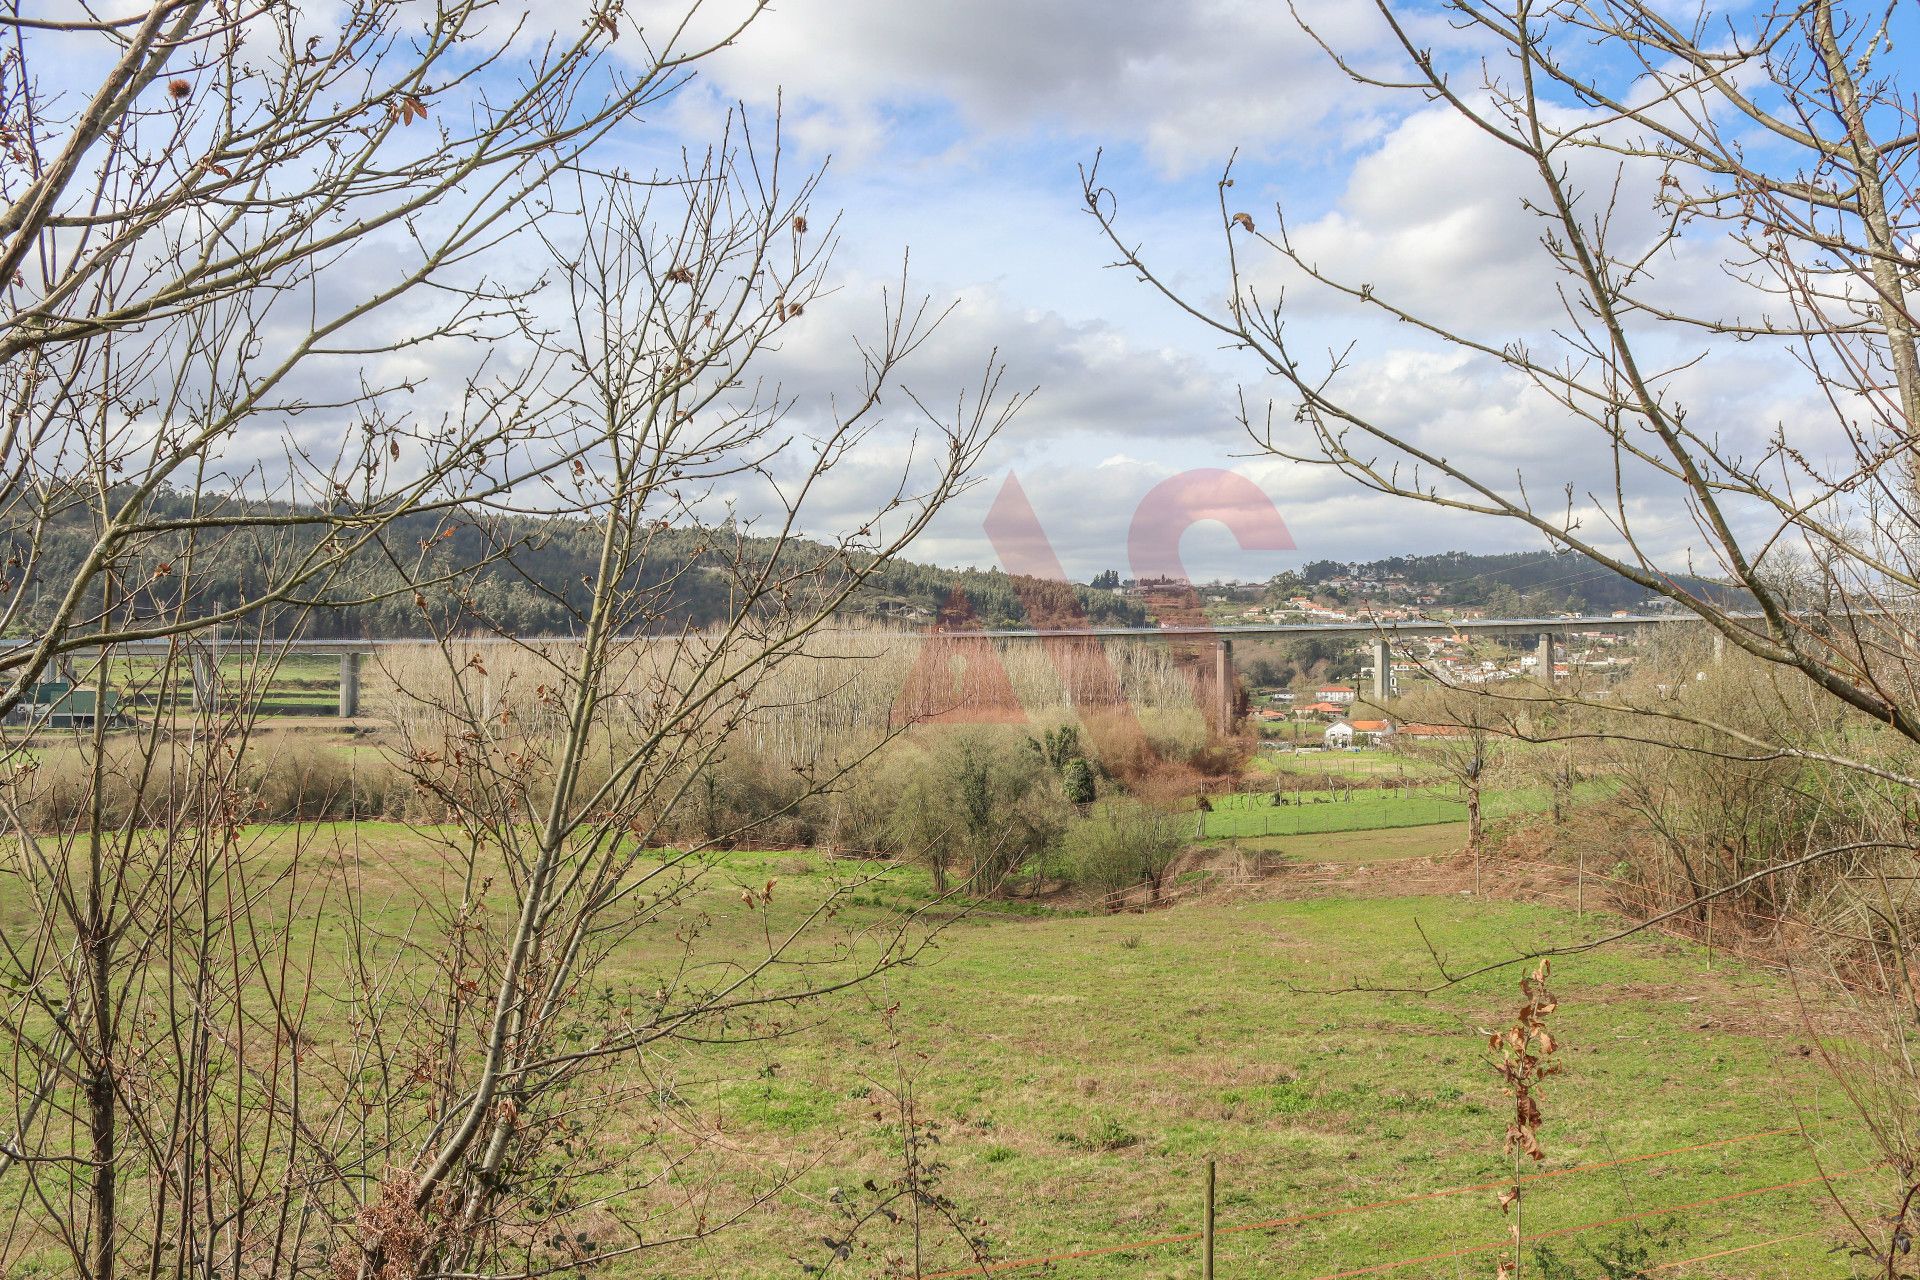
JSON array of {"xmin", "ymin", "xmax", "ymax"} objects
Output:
[
  {"xmin": 650, "ymin": 0, "xmax": 1457, "ymax": 584},
  {"xmin": 554, "ymin": 0, "xmax": 1845, "ymax": 588},
  {"xmin": 31, "ymin": 1, "xmax": 1862, "ymax": 590}
]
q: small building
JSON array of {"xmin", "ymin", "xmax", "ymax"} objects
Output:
[
  {"xmin": 1296, "ymin": 700, "xmax": 1344, "ymax": 719},
  {"xmin": 1316, "ymin": 684, "xmax": 1357, "ymax": 705},
  {"xmin": 6, "ymin": 680, "xmax": 120, "ymax": 728},
  {"xmin": 1326, "ymin": 718, "xmax": 1394, "ymax": 748}
]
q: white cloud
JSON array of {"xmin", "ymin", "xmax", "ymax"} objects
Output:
[{"xmin": 664, "ymin": 0, "xmax": 1392, "ymax": 171}]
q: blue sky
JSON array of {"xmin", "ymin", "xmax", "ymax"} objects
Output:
[
  {"xmin": 573, "ymin": 0, "xmax": 1844, "ymax": 587},
  {"xmin": 38, "ymin": 0, "xmax": 1853, "ymax": 588},
  {"xmin": 601, "ymin": 1, "xmax": 1475, "ymax": 582}
]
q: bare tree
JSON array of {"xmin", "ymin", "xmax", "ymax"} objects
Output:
[
  {"xmin": 1087, "ymin": 0, "xmax": 1920, "ymax": 1265},
  {"xmin": 0, "ymin": 0, "xmax": 777, "ymax": 708},
  {"xmin": 1087, "ymin": 0, "xmax": 1920, "ymax": 761},
  {"xmin": 0, "ymin": 6, "xmax": 1024, "ymax": 1279},
  {"xmin": 1393, "ymin": 685, "xmax": 1505, "ymax": 887}
]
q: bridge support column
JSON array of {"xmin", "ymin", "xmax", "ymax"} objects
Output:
[
  {"xmin": 1215, "ymin": 640, "xmax": 1234, "ymax": 732},
  {"xmin": 1537, "ymin": 632, "xmax": 1556, "ymax": 685},
  {"xmin": 1712, "ymin": 631, "xmax": 1725, "ymax": 665},
  {"xmin": 190, "ymin": 651, "xmax": 216, "ymax": 713},
  {"xmin": 339, "ymin": 652, "xmax": 362, "ymax": 719},
  {"xmin": 1371, "ymin": 637, "xmax": 1392, "ymax": 703}
]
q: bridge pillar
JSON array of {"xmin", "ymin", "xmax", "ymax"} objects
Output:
[
  {"xmin": 1215, "ymin": 639, "xmax": 1234, "ymax": 732},
  {"xmin": 339, "ymin": 652, "xmax": 362, "ymax": 719},
  {"xmin": 1536, "ymin": 632, "xmax": 1556, "ymax": 685},
  {"xmin": 1371, "ymin": 637, "xmax": 1392, "ymax": 702},
  {"xmin": 189, "ymin": 651, "xmax": 216, "ymax": 713},
  {"xmin": 1712, "ymin": 631, "xmax": 1725, "ymax": 665}
]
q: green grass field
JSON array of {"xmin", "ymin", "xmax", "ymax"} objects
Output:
[
  {"xmin": 1227, "ymin": 822, "xmax": 1470, "ymax": 864},
  {"xmin": 616, "ymin": 849, "xmax": 1861, "ymax": 1279},
  {"xmin": 0, "ymin": 814, "xmax": 1868, "ymax": 1280},
  {"xmin": 101, "ymin": 652, "xmax": 347, "ymax": 717},
  {"xmin": 0, "ymin": 756, "xmax": 1864, "ymax": 1280},
  {"xmin": 1203, "ymin": 787, "xmax": 1466, "ymax": 838},
  {"xmin": 1245, "ymin": 748, "xmax": 1443, "ymax": 779},
  {"xmin": 1201, "ymin": 781, "xmax": 1608, "ymax": 840}
]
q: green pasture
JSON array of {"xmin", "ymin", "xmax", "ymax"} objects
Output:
[{"xmin": 0, "ymin": 825, "xmax": 1847, "ymax": 1279}]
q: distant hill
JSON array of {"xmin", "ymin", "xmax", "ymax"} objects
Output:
[
  {"xmin": 1300, "ymin": 551, "xmax": 1751, "ymax": 615},
  {"xmin": 0, "ymin": 488, "xmax": 1147, "ymax": 639},
  {"xmin": 4, "ymin": 486, "xmax": 1755, "ymax": 640}
]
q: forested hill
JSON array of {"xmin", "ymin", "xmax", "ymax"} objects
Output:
[
  {"xmin": 1300, "ymin": 551, "xmax": 1752, "ymax": 614},
  {"xmin": 0, "ymin": 490, "xmax": 1147, "ymax": 638}
]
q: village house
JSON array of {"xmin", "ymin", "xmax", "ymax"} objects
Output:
[
  {"xmin": 1315, "ymin": 683, "xmax": 1357, "ymax": 705},
  {"xmin": 1325, "ymin": 718, "xmax": 1394, "ymax": 748}
]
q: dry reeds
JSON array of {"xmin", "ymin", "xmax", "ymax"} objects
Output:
[{"xmin": 364, "ymin": 622, "xmax": 1215, "ymax": 772}]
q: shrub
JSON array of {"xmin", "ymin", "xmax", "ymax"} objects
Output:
[
  {"xmin": 881, "ymin": 727, "xmax": 1067, "ymax": 895},
  {"xmin": 251, "ymin": 739, "xmax": 401, "ymax": 820},
  {"xmin": 1061, "ymin": 756, "xmax": 1095, "ymax": 806},
  {"xmin": 674, "ymin": 749, "xmax": 818, "ymax": 849},
  {"xmin": 1057, "ymin": 798, "xmax": 1188, "ymax": 904}
]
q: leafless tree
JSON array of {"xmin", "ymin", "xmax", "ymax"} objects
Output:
[
  {"xmin": 0, "ymin": 5, "xmax": 1022, "ymax": 1279},
  {"xmin": 0, "ymin": 0, "xmax": 778, "ymax": 708},
  {"xmin": 1393, "ymin": 685, "xmax": 1505, "ymax": 886},
  {"xmin": 1089, "ymin": 0, "xmax": 1920, "ymax": 763},
  {"xmin": 1088, "ymin": 1, "xmax": 1920, "ymax": 1264}
]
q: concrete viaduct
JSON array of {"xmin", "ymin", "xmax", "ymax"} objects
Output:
[
  {"xmin": 9, "ymin": 612, "xmax": 1729, "ymax": 720},
  {"xmin": 941, "ymin": 613, "xmax": 1732, "ymax": 729}
]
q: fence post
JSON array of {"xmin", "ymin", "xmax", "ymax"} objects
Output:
[{"xmin": 1203, "ymin": 1159, "xmax": 1215, "ymax": 1280}]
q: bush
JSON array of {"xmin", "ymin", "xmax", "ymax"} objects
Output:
[
  {"xmin": 674, "ymin": 749, "xmax": 818, "ymax": 849},
  {"xmin": 251, "ymin": 739, "xmax": 401, "ymax": 820},
  {"xmin": 879, "ymin": 727, "xmax": 1067, "ymax": 895},
  {"xmin": 1057, "ymin": 798, "xmax": 1188, "ymax": 904},
  {"xmin": 1061, "ymin": 756, "xmax": 1095, "ymax": 806}
]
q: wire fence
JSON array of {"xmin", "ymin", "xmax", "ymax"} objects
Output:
[{"xmin": 1202, "ymin": 788, "xmax": 1469, "ymax": 839}]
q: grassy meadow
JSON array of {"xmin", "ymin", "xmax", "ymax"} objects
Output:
[
  {"xmin": 624, "ymin": 857, "xmax": 1861, "ymax": 1278},
  {"xmin": 35, "ymin": 819, "xmax": 1855, "ymax": 1280},
  {"xmin": 1199, "ymin": 780, "xmax": 1610, "ymax": 840},
  {"xmin": 1, "ymin": 637, "xmax": 1883, "ymax": 1279}
]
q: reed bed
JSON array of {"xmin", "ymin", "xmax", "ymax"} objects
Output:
[{"xmin": 363, "ymin": 622, "xmax": 1216, "ymax": 769}]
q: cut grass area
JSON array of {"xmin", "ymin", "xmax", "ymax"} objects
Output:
[
  {"xmin": 1205, "ymin": 788, "xmax": 1467, "ymax": 837},
  {"xmin": 1201, "ymin": 781, "xmax": 1608, "ymax": 840},
  {"xmin": 1245, "ymin": 748, "xmax": 1444, "ymax": 779},
  {"xmin": 97, "ymin": 652, "xmax": 350, "ymax": 717},
  {"xmin": 1227, "ymin": 822, "xmax": 1468, "ymax": 864},
  {"xmin": 638, "ymin": 865, "xmax": 1857, "ymax": 1279},
  {"xmin": 0, "ymin": 828, "xmax": 1860, "ymax": 1279}
]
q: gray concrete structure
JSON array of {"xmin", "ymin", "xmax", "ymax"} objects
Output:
[
  {"xmin": 339, "ymin": 652, "xmax": 362, "ymax": 718},
  {"xmin": 1214, "ymin": 640, "xmax": 1234, "ymax": 729},
  {"xmin": 189, "ymin": 651, "xmax": 217, "ymax": 713},
  {"xmin": 1, "ymin": 612, "xmax": 1744, "ymax": 718}
]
